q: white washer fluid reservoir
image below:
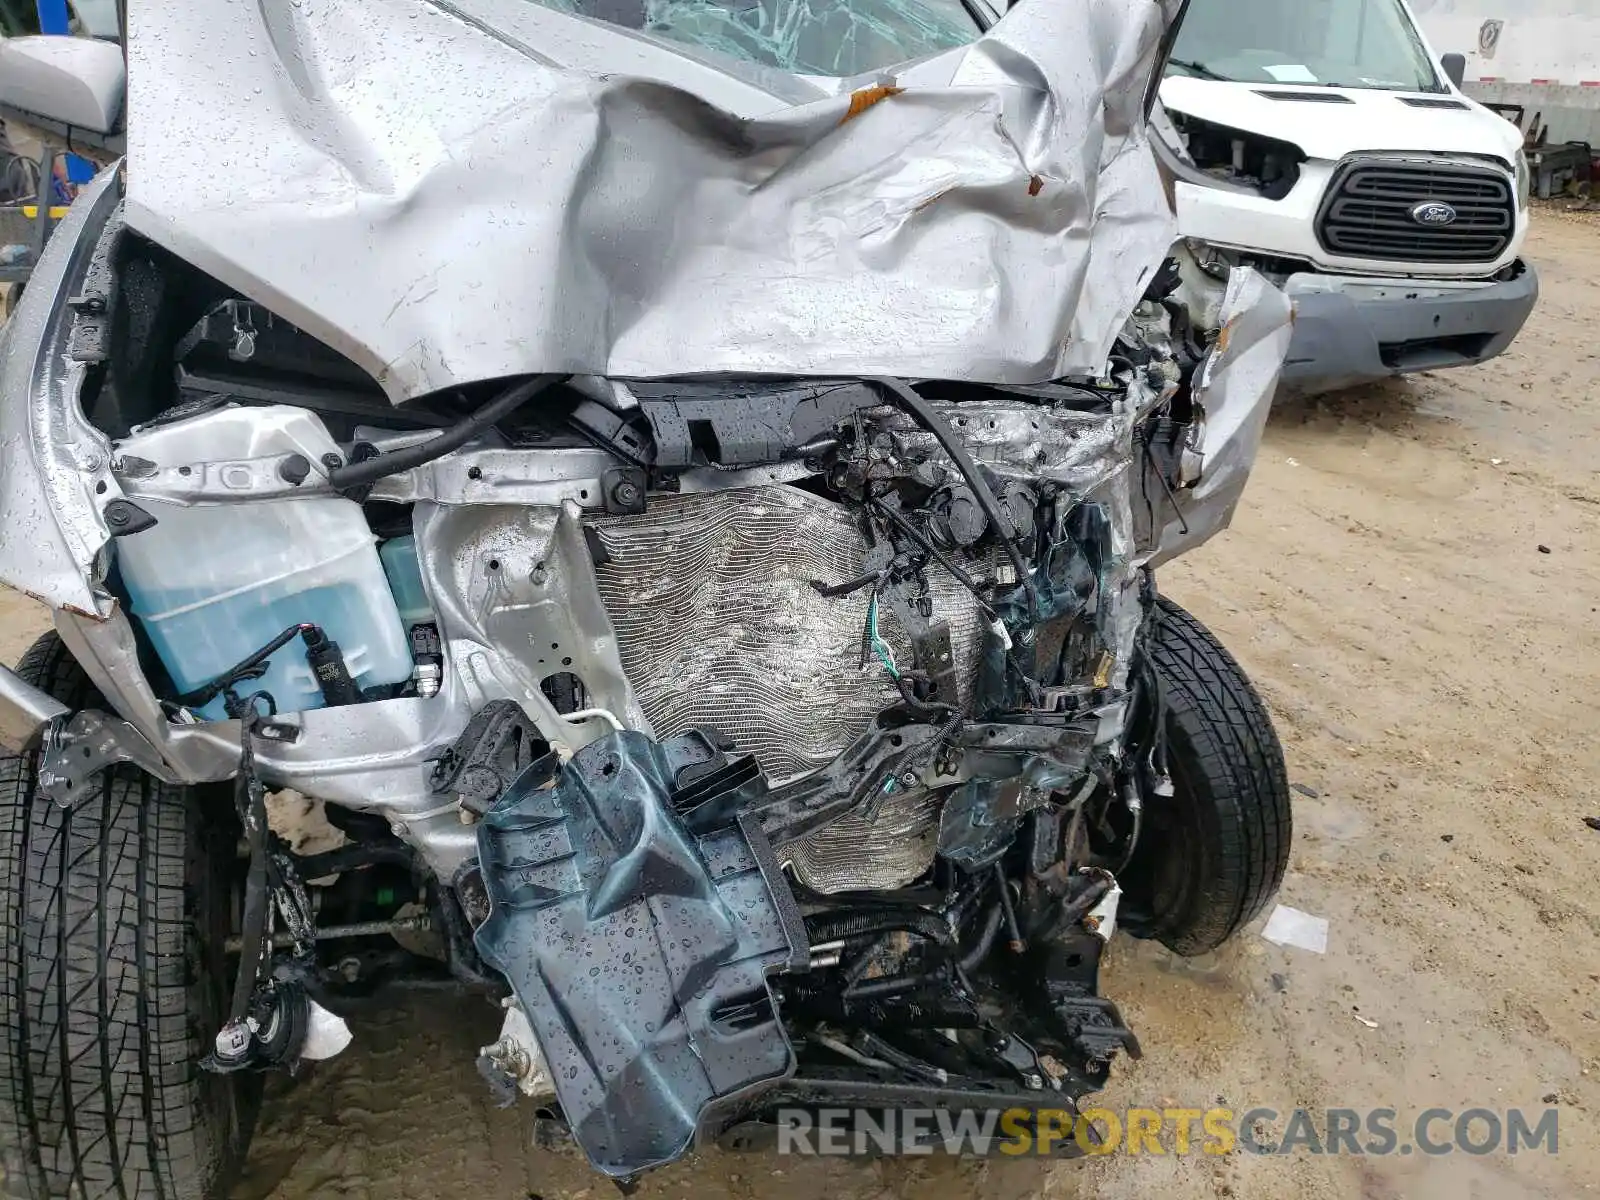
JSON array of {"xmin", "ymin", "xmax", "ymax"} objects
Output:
[{"xmin": 113, "ymin": 405, "xmax": 413, "ymax": 720}]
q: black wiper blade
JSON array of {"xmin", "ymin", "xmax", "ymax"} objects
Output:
[
  {"xmin": 956, "ymin": 0, "xmax": 991, "ymax": 33},
  {"xmin": 1167, "ymin": 58, "xmax": 1233, "ymax": 82}
]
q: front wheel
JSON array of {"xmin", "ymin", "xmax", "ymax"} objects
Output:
[
  {"xmin": 1120, "ymin": 597, "xmax": 1293, "ymax": 956},
  {"xmin": 0, "ymin": 632, "xmax": 258, "ymax": 1200}
]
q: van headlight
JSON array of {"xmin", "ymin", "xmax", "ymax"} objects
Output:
[{"xmin": 1515, "ymin": 149, "xmax": 1530, "ymax": 209}]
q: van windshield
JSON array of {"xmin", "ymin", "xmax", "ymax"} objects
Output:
[
  {"xmin": 525, "ymin": 0, "xmax": 985, "ymax": 77},
  {"xmin": 1167, "ymin": 0, "xmax": 1444, "ymax": 93}
]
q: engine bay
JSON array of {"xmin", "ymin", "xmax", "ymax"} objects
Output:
[{"xmin": 20, "ymin": 214, "xmax": 1291, "ymax": 1176}]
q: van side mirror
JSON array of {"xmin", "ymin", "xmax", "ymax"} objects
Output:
[
  {"xmin": 0, "ymin": 36, "xmax": 125, "ymax": 136},
  {"xmin": 1440, "ymin": 53, "xmax": 1467, "ymax": 89}
]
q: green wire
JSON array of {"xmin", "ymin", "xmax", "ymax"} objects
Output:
[{"xmin": 867, "ymin": 594, "xmax": 900, "ymax": 679}]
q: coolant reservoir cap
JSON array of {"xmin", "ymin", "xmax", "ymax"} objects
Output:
[{"xmin": 277, "ymin": 454, "xmax": 312, "ymax": 485}]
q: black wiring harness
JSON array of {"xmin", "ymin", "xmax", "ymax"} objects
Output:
[
  {"xmin": 865, "ymin": 376, "xmax": 1041, "ymax": 618},
  {"xmin": 173, "ymin": 622, "xmax": 362, "ymax": 718}
]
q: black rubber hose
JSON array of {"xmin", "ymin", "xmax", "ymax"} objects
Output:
[
  {"xmin": 805, "ymin": 908, "xmax": 955, "ymax": 952},
  {"xmin": 1059, "ymin": 875, "xmax": 1113, "ymax": 928},
  {"xmin": 865, "ymin": 376, "xmax": 1041, "ymax": 615},
  {"xmin": 995, "ymin": 863, "xmax": 1026, "ymax": 952},
  {"xmin": 958, "ymin": 903, "xmax": 1005, "ymax": 974},
  {"xmin": 1116, "ymin": 800, "xmax": 1145, "ymax": 875},
  {"xmin": 836, "ymin": 901, "xmax": 1002, "ymax": 1002},
  {"xmin": 292, "ymin": 843, "xmax": 415, "ymax": 878},
  {"xmin": 436, "ymin": 887, "xmax": 504, "ymax": 990},
  {"xmin": 325, "ymin": 373, "xmax": 568, "ymax": 491},
  {"xmin": 852, "ymin": 905, "xmax": 1003, "ymax": 997},
  {"xmin": 175, "ymin": 622, "xmax": 315, "ymax": 710}
]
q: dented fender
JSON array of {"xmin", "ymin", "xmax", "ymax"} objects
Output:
[
  {"xmin": 0, "ymin": 168, "xmax": 123, "ymax": 616},
  {"xmin": 1147, "ymin": 266, "xmax": 1293, "ymax": 566}
]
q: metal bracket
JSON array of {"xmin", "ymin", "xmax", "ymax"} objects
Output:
[
  {"xmin": 101, "ymin": 498, "xmax": 159, "ymax": 537},
  {"xmin": 986, "ymin": 1029, "xmax": 1048, "ymax": 1091},
  {"xmin": 36, "ymin": 710, "xmax": 178, "ymax": 809},
  {"xmin": 113, "ymin": 453, "xmax": 329, "ymax": 506},
  {"xmin": 428, "ymin": 698, "xmax": 552, "ymax": 817}
]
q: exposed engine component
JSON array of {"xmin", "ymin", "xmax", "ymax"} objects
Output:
[
  {"xmin": 477, "ymin": 1002, "xmax": 554, "ymax": 1106},
  {"xmin": 590, "ymin": 487, "xmax": 988, "ymax": 781},
  {"xmin": 784, "ymin": 787, "xmax": 943, "ymax": 894},
  {"xmin": 472, "ymin": 718, "xmax": 1153, "ymax": 1177},
  {"xmin": 0, "ymin": 276, "xmax": 1294, "ymax": 1184},
  {"xmin": 1167, "ymin": 109, "xmax": 1306, "ymax": 199}
]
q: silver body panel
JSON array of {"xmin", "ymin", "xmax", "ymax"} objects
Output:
[{"xmin": 122, "ymin": 0, "xmax": 1180, "ymax": 398}]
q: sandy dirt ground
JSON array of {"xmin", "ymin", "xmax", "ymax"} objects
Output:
[{"xmin": 2, "ymin": 212, "xmax": 1597, "ymax": 1200}]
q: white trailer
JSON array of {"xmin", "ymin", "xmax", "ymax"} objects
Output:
[{"xmin": 1412, "ymin": 0, "xmax": 1600, "ymax": 145}]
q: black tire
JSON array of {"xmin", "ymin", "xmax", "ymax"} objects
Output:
[
  {"xmin": 0, "ymin": 632, "xmax": 257, "ymax": 1200},
  {"xmin": 1120, "ymin": 597, "xmax": 1292, "ymax": 956}
]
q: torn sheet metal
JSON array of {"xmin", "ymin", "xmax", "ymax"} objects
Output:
[
  {"xmin": 0, "ymin": 170, "xmax": 122, "ymax": 616},
  {"xmin": 124, "ymin": 0, "xmax": 1180, "ymax": 400},
  {"xmin": 411, "ymin": 499, "xmax": 655, "ymax": 750},
  {"xmin": 1147, "ymin": 267, "xmax": 1293, "ymax": 566}
]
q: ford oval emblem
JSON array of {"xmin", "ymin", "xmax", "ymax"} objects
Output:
[{"xmin": 1410, "ymin": 201, "xmax": 1458, "ymax": 226}]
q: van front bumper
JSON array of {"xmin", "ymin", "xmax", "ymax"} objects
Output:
[{"xmin": 1279, "ymin": 260, "xmax": 1539, "ymax": 394}]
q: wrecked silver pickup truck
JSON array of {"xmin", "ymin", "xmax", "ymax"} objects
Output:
[{"xmin": 0, "ymin": 0, "xmax": 1292, "ymax": 1193}]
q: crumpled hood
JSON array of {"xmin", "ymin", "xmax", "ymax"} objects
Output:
[
  {"xmin": 124, "ymin": 0, "xmax": 1181, "ymax": 401},
  {"xmin": 1159, "ymin": 76, "xmax": 1523, "ymax": 165}
]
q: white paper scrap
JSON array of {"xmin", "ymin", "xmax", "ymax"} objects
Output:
[
  {"xmin": 301, "ymin": 999, "xmax": 354, "ymax": 1061},
  {"xmin": 1264, "ymin": 64, "xmax": 1319, "ymax": 83},
  {"xmin": 1262, "ymin": 904, "xmax": 1329, "ymax": 954}
]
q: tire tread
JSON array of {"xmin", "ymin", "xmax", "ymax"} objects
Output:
[
  {"xmin": 1142, "ymin": 596, "xmax": 1292, "ymax": 954},
  {"xmin": 0, "ymin": 632, "xmax": 241, "ymax": 1200}
]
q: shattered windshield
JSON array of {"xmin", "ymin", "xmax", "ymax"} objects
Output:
[
  {"xmin": 529, "ymin": 0, "xmax": 985, "ymax": 76},
  {"xmin": 1168, "ymin": 0, "xmax": 1444, "ymax": 92}
]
